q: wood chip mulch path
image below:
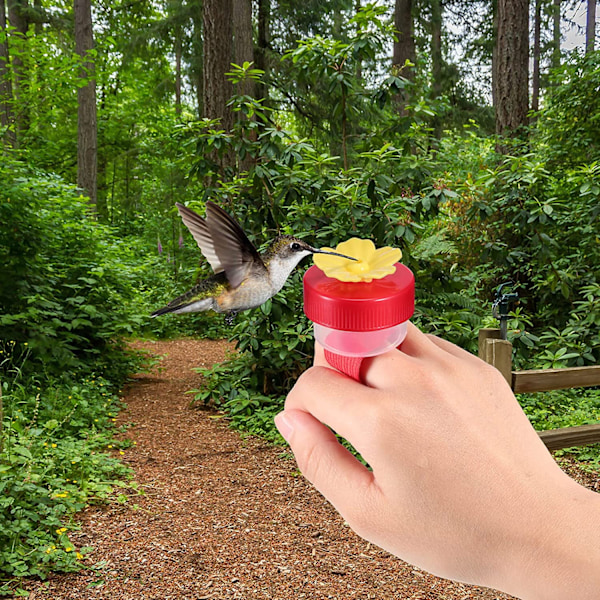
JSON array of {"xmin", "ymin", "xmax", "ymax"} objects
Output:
[{"xmin": 22, "ymin": 339, "xmax": 599, "ymax": 600}]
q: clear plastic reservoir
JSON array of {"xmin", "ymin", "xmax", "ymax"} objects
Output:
[{"xmin": 313, "ymin": 321, "xmax": 408, "ymax": 357}]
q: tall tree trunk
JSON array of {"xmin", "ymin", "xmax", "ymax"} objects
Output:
[
  {"xmin": 255, "ymin": 0, "xmax": 270, "ymax": 104},
  {"xmin": 202, "ymin": 0, "xmax": 233, "ymax": 132},
  {"xmin": 74, "ymin": 0, "xmax": 97, "ymax": 209},
  {"xmin": 552, "ymin": 0, "xmax": 561, "ymax": 70},
  {"xmin": 195, "ymin": 74, "xmax": 202, "ymax": 117},
  {"xmin": 495, "ymin": 0, "xmax": 529, "ymax": 141},
  {"xmin": 190, "ymin": 1, "xmax": 203, "ymax": 117},
  {"xmin": 355, "ymin": 0, "xmax": 362, "ymax": 80},
  {"xmin": 233, "ymin": 0, "xmax": 254, "ymax": 173},
  {"xmin": 431, "ymin": 0, "xmax": 442, "ymax": 98},
  {"xmin": 393, "ymin": 0, "xmax": 415, "ymax": 114},
  {"xmin": 175, "ymin": 28, "xmax": 182, "ymax": 115},
  {"xmin": 393, "ymin": 0, "xmax": 415, "ymax": 76},
  {"xmin": 7, "ymin": 0, "xmax": 28, "ymax": 142},
  {"xmin": 532, "ymin": 0, "xmax": 542, "ymax": 112},
  {"xmin": 491, "ymin": 0, "xmax": 498, "ymax": 110},
  {"xmin": 233, "ymin": 0, "xmax": 254, "ymax": 98},
  {"xmin": 586, "ymin": 0, "xmax": 597, "ymax": 54},
  {"xmin": 431, "ymin": 0, "xmax": 442, "ymax": 138},
  {"xmin": 0, "ymin": 0, "xmax": 15, "ymax": 146}
]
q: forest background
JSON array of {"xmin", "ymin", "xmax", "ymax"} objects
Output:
[{"xmin": 0, "ymin": 0, "xmax": 599, "ymax": 595}]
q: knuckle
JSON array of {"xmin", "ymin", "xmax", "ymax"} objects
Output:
[
  {"xmin": 284, "ymin": 366, "xmax": 322, "ymax": 409},
  {"xmin": 295, "ymin": 436, "xmax": 335, "ymax": 486},
  {"xmin": 343, "ymin": 488, "xmax": 384, "ymax": 540}
]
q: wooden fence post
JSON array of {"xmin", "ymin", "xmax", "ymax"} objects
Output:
[
  {"xmin": 477, "ymin": 328, "xmax": 600, "ymax": 450},
  {"xmin": 478, "ymin": 328, "xmax": 502, "ymax": 359},
  {"xmin": 478, "ymin": 328, "xmax": 513, "ymax": 385}
]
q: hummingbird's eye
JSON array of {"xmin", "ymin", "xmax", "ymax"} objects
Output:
[{"xmin": 291, "ymin": 242, "xmax": 302, "ymax": 251}]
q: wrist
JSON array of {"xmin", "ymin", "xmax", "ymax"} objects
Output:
[{"xmin": 497, "ymin": 476, "xmax": 600, "ymax": 599}]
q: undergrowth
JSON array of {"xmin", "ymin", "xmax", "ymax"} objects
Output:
[
  {"xmin": 0, "ymin": 369, "xmax": 138, "ymax": 597},
  {"xmin": 0, "ymin": 159, "xmax": 146, "ymax": 596}
]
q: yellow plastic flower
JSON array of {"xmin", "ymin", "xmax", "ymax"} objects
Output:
[{"xmin": 313, "ymin": 238, "xmax": 402, "ymax": 282}]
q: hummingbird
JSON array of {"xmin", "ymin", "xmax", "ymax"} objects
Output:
[{"xmin": 151, "ymin": 201, "xmax": 356, "ymax": 319}]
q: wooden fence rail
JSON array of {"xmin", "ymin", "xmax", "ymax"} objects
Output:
[
  {"xmin": 478, "ymin": 329, "xmax": 600, "ymax": 451},
  {"xmin": 512, "ymin": 366, "xmax": 600, "ymax": 393}
]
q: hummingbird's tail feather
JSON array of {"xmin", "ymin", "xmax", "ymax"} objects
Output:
[
  {"xmin": 151, "ymin": 297, "xmax": 214, "ymax": 317},
  {"xmin": 151, "ymin": 272, "xmax": 228, "ymax": 317}
]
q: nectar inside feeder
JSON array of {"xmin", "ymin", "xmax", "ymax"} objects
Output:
[{"xmin": 304, "ymin": 239, "xmax": 415, "ymax": 358}]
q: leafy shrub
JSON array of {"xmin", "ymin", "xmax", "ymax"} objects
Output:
[
  {"xmin": 540, "ymin": 50, "xmax": 600, "ymax": 168},
  {"xmin": 433, "ymin": 120, "xmax": 599, "ymax": 368},
  {"xmin": 0, "ymin": 156, "xmax": 146, "ymax": 595},
  {"xmin": 0, "ymin": 158, "xmax": 140, "ymax": 379}
]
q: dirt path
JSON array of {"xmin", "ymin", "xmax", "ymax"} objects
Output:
[{"xmin": 24, "ymin": 338, "xmax": 519, "ymax": 599}]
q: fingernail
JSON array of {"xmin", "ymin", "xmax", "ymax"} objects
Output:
[{"xmin": 274, "ymin": 411, "xmax": 293, "ymax": 442}]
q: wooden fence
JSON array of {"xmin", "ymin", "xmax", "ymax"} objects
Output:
[{"xmin": 479, "ymin": 328, "xmax": 600, "ymax": 451}]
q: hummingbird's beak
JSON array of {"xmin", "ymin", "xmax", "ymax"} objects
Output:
[{"xmin": 311, "ymin": 248, "xmax": 358, "ymax": 261}]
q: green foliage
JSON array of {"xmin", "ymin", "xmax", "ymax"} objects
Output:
[
  {"xmin": 0, "ymin": 156, "xmax": 148, "ymax": 595},
  {"xmin": 520, "ymin": 389, "xmax": 600, "ymax": 463},
  {"xmin": 433, "ymin": 121, "xmax": 599, "ymax": 368},
  {"xmin": 0, "ymin": 158, "xmax": 140, "ymax": 378},
  {"xmin": 540, "ymin": 51, "xmax": 600, "ymax": 168},
  {"xmin": 281, "ymin": 5, "xmax": 395, "ymax": 161},
  {"xmin": 0, "ymin": 0, "xmax": 177, "ymax": 213},
  {"xmin": 0, "ymin": 368, "xmax": 134, "ymax": 596},
  {"xmin": 0, "ymin": 21, "xmax": 80, "ymax": 169}
]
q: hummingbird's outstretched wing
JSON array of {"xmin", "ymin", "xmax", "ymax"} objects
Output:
[
  {"xmin": 176, "ymin": 201, "xmax": 265, "ymax": 289},
  {"xmin": 205, "ymin": 201, "xmax": 265, "ymax": 288},
  {"xmin": 176, "ymin": 203, "xmax": 223, "ymax": 274}
]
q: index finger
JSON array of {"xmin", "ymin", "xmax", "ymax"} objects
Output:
[{"xmin": 285, "ymin": 363, "xmax": 378, "ymax": 430}]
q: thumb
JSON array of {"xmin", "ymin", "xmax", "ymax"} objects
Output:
[{"xmin": 274, "ymin": 409, "xmax": 375, "ymax": 516}]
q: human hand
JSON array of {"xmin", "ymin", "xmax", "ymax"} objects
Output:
[{"xmin": 275, "ymin": 323, "xmax": 600, "ymax": 599}]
